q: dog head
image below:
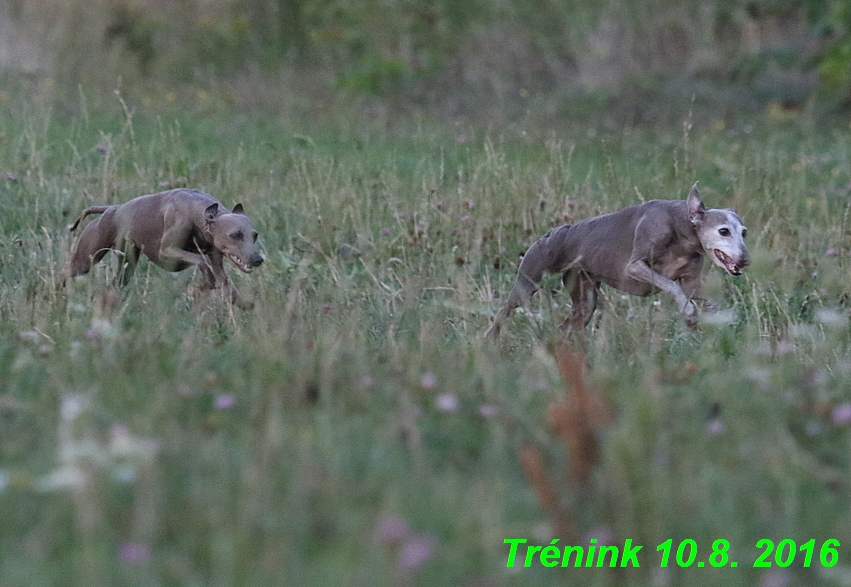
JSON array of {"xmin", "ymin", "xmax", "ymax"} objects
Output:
[
  {"xmin": 687, "ymin": 183, "xmax": 750, "ymax": 276},
  {"xmin": 204, "ymin": 203, "xmax": 264, "ymax": 273}
]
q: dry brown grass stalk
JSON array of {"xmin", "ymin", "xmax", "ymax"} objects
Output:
[
  {"xmin": 549, "ymin": 343, "xmax": 613, "ymax": 484},
  {"xmin": 518, "ymin": 444, "xmax": 574, "ymax": 539}
]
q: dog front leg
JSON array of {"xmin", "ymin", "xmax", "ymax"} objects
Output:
[
  {"xmin": 159, "ymin": 245, "xmax": 239, "ymax": 307},
  {"xmin": 679, "ymin": 272, "xmax": 702, "ymax": 300},
  {"xmin": 192, "ymin": 252, "xmax": 248, "ymax": 309},
  {"xmin": 196, "ymin": 257, "xmax": 218, "ymax": 292},
  {"xmin": 680, "ymin": 272, "xmax": 718, "ymax": 315},
  {"xmin": 205, "ymin": 251, "xmax": 254, "ymax": 310},
  {"xmin": 205, "ymin": 251, "xmax": 232, "ymax": 293},
  {"xmin": 192, "ymin": 251, "xmax": 223, "ymax": 297},
  {"xmin": 625, "ymin": 260, "xmax": 698, "ymax": 327},
  {"xmin": 159, "ymin": 245, "xmax": 207, "ymax": 270},
  {"xmin": 560, "ymin": 270, "xmax": 600, "ymax": 332}
]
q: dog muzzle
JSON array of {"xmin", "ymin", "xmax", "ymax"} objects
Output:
[{"xmin": 713, "ymin": 249, "xmax": 749, "ymax": 276}]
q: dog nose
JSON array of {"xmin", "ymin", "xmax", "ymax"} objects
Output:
[{"xmin": 249, "ymin": 253, "xmax": 264, "ymax": 267}]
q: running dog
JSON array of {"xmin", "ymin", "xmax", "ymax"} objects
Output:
[
  {"xmin": 67, "ymin": 188, "xmax": 263, "ymax": 307},
  {"xmin": 485, "ymin": 183, "xmax": 749, "ymax": 337}
]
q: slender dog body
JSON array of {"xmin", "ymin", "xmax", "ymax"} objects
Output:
[
  {"xmin": 485, "ymin": 183, "xmax": 749, "ymax": 337},
  {"xmin": 68, "ymin": 188, "xmax": 263, "ymax": 305}
]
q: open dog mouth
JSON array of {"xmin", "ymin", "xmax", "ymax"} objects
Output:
[
  {"xmin": 714, "ymin": 249, "xmax": 745, "ymax": 276},
  {"xmin": 226, "ymin": 254, "xmax": 254, "ymax": 273}
]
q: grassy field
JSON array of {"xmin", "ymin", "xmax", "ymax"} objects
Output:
[{"xmin": 2, "ymin": 86, "xmax": 851, "ymax": 587}]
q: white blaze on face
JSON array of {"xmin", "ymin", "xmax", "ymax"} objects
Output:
[{"xmin": 698, "ymin": 209, "xmax": 749, "ymax": 276}]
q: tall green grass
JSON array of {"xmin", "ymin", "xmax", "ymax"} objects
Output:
[{"xmin": 1, "ymin": 89, "xmax": 851, "ymax": 586}]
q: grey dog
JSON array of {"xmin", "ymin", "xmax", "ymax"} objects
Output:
[
  {"xmin": 485, "ymin": 183, "xmax": 749, "ymax": 337},
  {"xmin": 67, "ymin": 188, "xmax": 263, "ymax": 307}
]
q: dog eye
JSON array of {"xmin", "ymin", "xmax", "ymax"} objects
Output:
[
  {"xmin": 741, "ymin": 228, "xmax": 747, "ymax": 238},
  {"xmin": 719, "ymin": 228, "xmax": 731, "ymax": 237},
  {"xmin": 230, "ymin": 231, "xmax": 243, "ymax": 241},
  {"xmin": 252, "ymin": 232, "xmax": 258, "ymax": 243}
]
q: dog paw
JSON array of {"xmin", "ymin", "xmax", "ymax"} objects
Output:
[
  {"xmin": 681, "ymin": 301, "xmax": 699, "ymax": 329},
  {"xmin": 485, "ymin": 315, "xmax": 507, "ymax": 339}
]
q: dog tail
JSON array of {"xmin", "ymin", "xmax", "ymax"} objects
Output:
[{"xmin": 69, "ymin": 206, "xmax": 111, "ymax": 232}]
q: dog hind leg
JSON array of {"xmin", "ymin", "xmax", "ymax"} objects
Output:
[
  {"xmin": 116, "ymin": 241, "xmax": 140, "ymax": 287},
  {"xmin": 485, "ymin": 232, "xmax": 567, "ymax": 338},
  {"xmin": 560, "ymin": 270, "xmax": 600, "ymax": 331},
  {"xmin": 69, "ymin": 216, "xmax": 117, "ymax": 277}
]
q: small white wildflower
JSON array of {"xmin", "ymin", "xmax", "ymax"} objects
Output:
[
  {"xmin": 811, "ymin": 369, "xmax": 830, "ymax": 389},
  {"xmin": 701, "ymin": 309, "xmax": 735, "ymax": 325},
  {"xmin": 11, "ymin": 351, "xmax": 33, "ymax": 373},
  {"xmin": 706, "ymin": 418, "xmax": 725, "ymax": 436},
  {"xmin": 65, "ymin": 439, "xmax": 110, "ymax": 467},
  {"xmin": 89, "ymin": 317, "xmax": 119, "ymax": 339},
  {"xmin": 815, "ymin": 309, "xmax": 846, "ymax": 327},
  {"xmin": 832, "ymin": 402, "xmax": 851, "ymax": 425},
  {"xmin": 479, "ymin": 404, "xmax": 499, "ymax": 418},
  {"xmin": 776, "ymin": 340, "xmax": 797, "ymax": 355},
  {"xmin": 435, "ymin": 393, "xmax": 459, "ymax": 413},
  {"xmin": 18, "ymin": 331, "xmax": 41, "ymax": 345},
  {"xmin": 109, "ymin": 425, "xmax": 160, "ymax": 460},
  {"xmin": 111, "ymin": 465, "xmax": 137, "ymax": 484},
  {"xmin": 420, "ymin": 372, "xmax": 437, "ymax": 390},
  {"xmin": 744, "ymin": 367, "xmax": 772, "ymax": 389},
  {"xmin": 789, "ymin": 323, "xmax": 815, "ymax": 339},
  {"xmin": 36, "ymin": 466, "xmax": 86, "ymax": 492},
  {"xmin": 60, "ymin": 395, "xmax": 88, "ymax": 423}
]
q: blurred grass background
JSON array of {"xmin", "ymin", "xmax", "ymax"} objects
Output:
[
  {"xmin": 3, "ymin": 1, "xmax": 851, "ymax": 586},
  {"xmin": 4, "ymin": 0, "xmax": 851, "ymax": 122}
]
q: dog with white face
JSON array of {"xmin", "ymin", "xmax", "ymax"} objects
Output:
[
  {"xmin": 485, "ymin": 183, "xmax": 750, "ymax": 337},
  {"xmin": 697, "ymin": 208, "xmax": 748, "ymax": 276}
]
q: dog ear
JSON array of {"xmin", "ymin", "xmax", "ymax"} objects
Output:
[
  {"xmin": 232, "ymin": 203, "xmax": 245, "ymax": 215},
  {"xmin": 204, "ymin": 203, "xmax": 219, "ymax": 222},
  {"xmin": 687, "ymin": 182, "xmax": 705, "ymax": 222}
]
